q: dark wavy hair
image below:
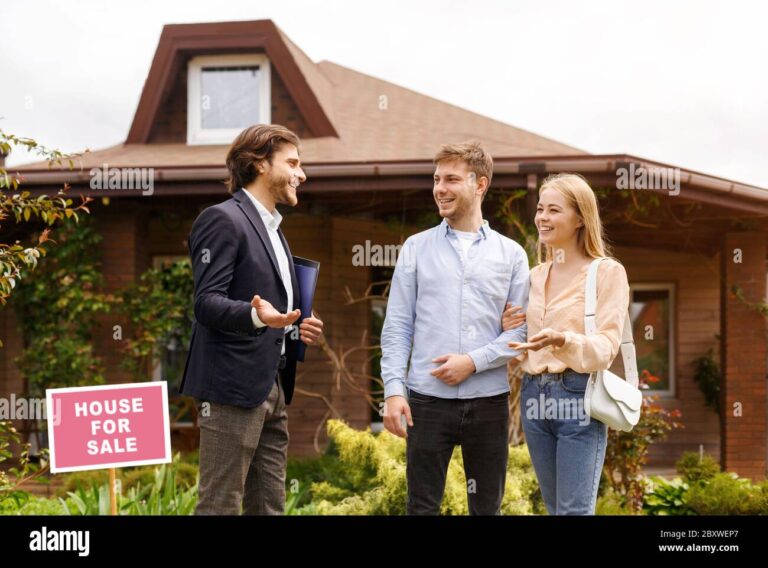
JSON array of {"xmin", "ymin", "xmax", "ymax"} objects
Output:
[{"xmin": 224, "ymin": 124, "xmax": 300, "ymax": 194}]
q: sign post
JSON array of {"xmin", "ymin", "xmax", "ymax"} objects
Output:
[{"xmin": 108, "ymin": 467, "xmax": 117, "ymax": 515}]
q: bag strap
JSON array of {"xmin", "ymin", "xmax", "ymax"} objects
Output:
[{"xmin": 584, "ymin": 258, "xmax": 639, "ymax": 388}]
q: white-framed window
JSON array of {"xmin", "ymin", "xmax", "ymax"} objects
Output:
[
  {"xmin": 611, "ymin": 283, "xmax": 676, "ymax": 397},
  {"xmin": 187, "ymin": 54, "xmax": 271, "ymax": 145}
]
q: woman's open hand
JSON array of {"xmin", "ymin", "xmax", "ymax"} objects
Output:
[{"xmin": 508, "ymin": 328, "xmax": 565, "ymax": 351}]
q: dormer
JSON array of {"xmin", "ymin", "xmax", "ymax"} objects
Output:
[{"xmin": 126, "ymin": 20, "xmax": 338, "ymax": 146}]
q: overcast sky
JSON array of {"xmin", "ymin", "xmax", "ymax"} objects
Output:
[{"xmin": 2, "ymin": 0, "xmax": 766, "ymax": 187}]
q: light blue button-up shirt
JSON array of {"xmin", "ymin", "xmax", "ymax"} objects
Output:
[{"xmin": 381, "ymin": 219, "xmax": 529, "ymax": 399}]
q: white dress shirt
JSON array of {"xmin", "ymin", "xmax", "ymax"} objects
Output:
[{"xmin": 241, "ymin": 188, "xmax": 294, "ymax": 355}]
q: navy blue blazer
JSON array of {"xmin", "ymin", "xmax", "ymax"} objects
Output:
[{"xmin": 180, "ymin": 190, "xmax": 300, "ymax": 407}]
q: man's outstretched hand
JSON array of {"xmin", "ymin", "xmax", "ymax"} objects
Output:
[{"xmin": 251, "ymin": 295, "xmax": 301, "ymax": 329}]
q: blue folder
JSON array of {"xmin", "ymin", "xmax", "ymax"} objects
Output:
[{"xmin": 293, "ymin": 256, "xmax": 320, "ymax": 362}]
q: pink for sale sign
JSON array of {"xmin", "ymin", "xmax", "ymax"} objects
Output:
[{"xmin": 46, "ymin": 382, "xmax": 171, "ymax": 473}]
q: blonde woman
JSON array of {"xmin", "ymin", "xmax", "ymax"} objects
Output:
[{"xmin": 504, "ymin": 173, "xmax": 630, "ymax": 515}]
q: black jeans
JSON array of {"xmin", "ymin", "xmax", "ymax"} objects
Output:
[{"xmin": 405, "ymin": 389, "xmax": 510, "ymax": 515}]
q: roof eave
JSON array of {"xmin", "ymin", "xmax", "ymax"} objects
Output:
[{"xmin": 12, "ymin": 154, "xmax": 768, "ymax": 214}]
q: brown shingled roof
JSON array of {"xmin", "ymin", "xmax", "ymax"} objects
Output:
[{"xmin": 16, "ymin": 20, "xmax": 585, "ymax": 171}]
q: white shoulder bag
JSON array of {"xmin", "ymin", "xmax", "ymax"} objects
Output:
[{"xmin": 582, "ymin": 258, "xmax": 642, "ymax": 432}]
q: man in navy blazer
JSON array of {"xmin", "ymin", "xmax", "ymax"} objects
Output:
[{"xmin": 181, "ymin": 124, "xmax": 324, "ymax": 515}]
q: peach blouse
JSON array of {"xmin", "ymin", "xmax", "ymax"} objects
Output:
[{"xmin": 520, "ymin": 258, "xmax": 630, "ymax": 375}]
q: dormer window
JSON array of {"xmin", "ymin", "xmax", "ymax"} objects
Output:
[{"xmin": 187, "ymin": 54, "xmax": 271, "ymax": 145}]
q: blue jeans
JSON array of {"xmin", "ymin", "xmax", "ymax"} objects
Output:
[{"xmin": 521, "ymin": 370, "xmax": 608, "ymax": 515}]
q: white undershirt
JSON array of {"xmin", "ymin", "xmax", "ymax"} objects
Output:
[
  {"xmin": 242, "ymin": 189, "xmax": 293, "ymax": 355},
  {"xmin": 453, "ymin": 229, "xmax": 478, "ymax": 259}
]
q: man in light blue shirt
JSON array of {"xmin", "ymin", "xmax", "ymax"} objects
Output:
[{"xmin": 381, "ymin": 141, "xmax": 529, "ymax": 515}]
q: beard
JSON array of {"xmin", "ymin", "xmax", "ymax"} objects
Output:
[{"xmin": 268, "ymin": 170, "xmax": 297, "ymax": 206}]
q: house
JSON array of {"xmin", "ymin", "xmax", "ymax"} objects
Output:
[{"xmin": 3, "ymin": 20, "xmax": 766, "ymax": 480}]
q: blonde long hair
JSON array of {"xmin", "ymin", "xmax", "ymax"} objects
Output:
[{"xmin": 535, "ymin": 173, "xmax": 612, "ymax": 264}]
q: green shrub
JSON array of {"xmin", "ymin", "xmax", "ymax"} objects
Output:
[
  {"xmin": 56, "ymin": 452, "xmax": 198, "ymax": 497},
  {"xmin": 685, "ymin": 473, "xmax": 768, "ymax": 515},
  {"xmin": 293, "ymin": 420, "xmax": 542, "ymax": 515},
  {"xmin": 505, "ymin": 445, "xmax": 546, "ymax": 515},
  {"xmin": 56, "ymin": 470, "xmax": 109, "ymax": 497},
  {"xmin": 596, "ymin": 488, "xmax": 643, "ymax": 515},
  {"xmin": 61, "ymin": 454, "xmax": 198, "ymax": 515},
  {"xmin": 306, "ymin": 420, "xmax": 407, "ymax": 515},
  {"xmin": 0, "ymin": 420, "xmax": 50, "ymax": 510},
  {"xmin": 120, "ymin": 461, "xmax": 198, "ymax": 492},
  {"xmin": 117, "ymin": 259, "xmax": 194, "ymax": 384},
  {"xmin": 119, "ymin": 460, "xmax": 197, "ymax": 516},
  {"xmin": 286, "ymin": 445, "xmax": 354, "ymax": 510},
  {"xmin": 676, "ymin": 452, "xmax": 720, "ymax": 484},
  {"xmin": 12, "ymin": 217, "xmax": 112, "ymax": 395},
  {"xmin": 0, "ymin": 494, "xmax": 67, "ymax": 515},
  {"xmin": 62, "ymin": 483, "xmax": 113, "ymax": 515},
  {"xmin": 643, "ymin": 476, "xmax": 693, "ymax": 515},
  {"xmin": 285, "ymin": 482, "xmax": 312, "ymax": 515}
]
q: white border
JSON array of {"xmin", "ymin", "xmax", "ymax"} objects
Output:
[
  {"xmin": 46, "ymin": 382, "xmax": 172, "ymax": 473},
  {"xmin": 187, "ymin": 54, "xmax": 271, "ymax": 145},
  {"xmin": 630, "ymin": 283, "xmax": 676, "ymax": 398}
]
